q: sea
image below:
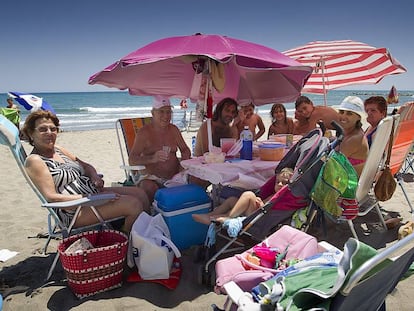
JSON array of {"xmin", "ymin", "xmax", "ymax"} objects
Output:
[{"xmin": 2, "ymin": 90, "xmax": 413, "ymax": 132}]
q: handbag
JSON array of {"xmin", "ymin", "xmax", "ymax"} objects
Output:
[
  {"xmin": 374, "ymin": 120, "xmax": 397, "ymax": 202},
  {"xmin": 127, "ymin": 212, "xmax": 181, "ymax": 280}
]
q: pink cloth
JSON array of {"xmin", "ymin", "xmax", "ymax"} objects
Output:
[{"xmin": 269, "ymin": 185, "xmax": 308, "ymax": 211}]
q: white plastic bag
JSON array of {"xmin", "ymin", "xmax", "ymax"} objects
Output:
[{"xmin": 127, "ymin": 212, "xmax": 181, "ymax": 280}]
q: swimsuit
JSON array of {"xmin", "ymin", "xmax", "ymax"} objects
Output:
[
  {"xmin": 348, "ymin": 157, "xmax": 366, "ymax": 166},
  {"xmin": 39, "ymin": 148, "xmax": 98, "ymax": 226},
  {"xmin": 365, "ymin": 127, "xmax": 377, "ymax": 147}
]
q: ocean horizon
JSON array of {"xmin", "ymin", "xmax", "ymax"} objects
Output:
[{"xmin": 2, "ymin": 90, "xmax": 413, "ymax": 132}]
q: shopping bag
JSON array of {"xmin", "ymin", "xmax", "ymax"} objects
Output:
[{"xmin": 127, "ymin": 212, "xmax": 181, "ymax": 280}]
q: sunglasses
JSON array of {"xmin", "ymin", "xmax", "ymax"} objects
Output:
[{"xmin": 35, "ymin": 126, "xmax": 58, "ymax": 133}]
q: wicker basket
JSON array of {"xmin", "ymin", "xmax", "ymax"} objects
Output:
[{"xmin": 58, "ymin": 229, "xmax": 128, "ymax": 299}]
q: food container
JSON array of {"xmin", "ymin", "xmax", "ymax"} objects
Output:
[
  {"xmin": 270, "ymin": 134, "xmax": 302, "ymax": 146},
  {"xmin": 258, "ymin": 143, "xmax": 285, "ymax": 161},
  {"xmin": 220, "ymin": 138, "xmax": 236, "ymax": 154}
]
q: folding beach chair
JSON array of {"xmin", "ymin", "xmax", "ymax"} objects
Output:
[
  {"xmin": 0, "ymin": 115, "xmax": 123, "ymax": 280},
  {"xmin": 304, "ymin": 115, "xmax": 399, "ymax": 240},
  {"xmin": 356, "ymin": 115, "xmax": 400, "ymax": 227},
  {"xmin": 187, "ymin": 110, "xmax": 203, "ymax": 132},
  {"xmin": 389, "ymin": 101, "xmax": 414, "ymax": 216},
  {"xmin": 115, "ymin": 116, "xmax": 152, "ymax": 183},
  {"xmin": 220, "ymin": 229, "xmax": 414, "ymax": 311}
]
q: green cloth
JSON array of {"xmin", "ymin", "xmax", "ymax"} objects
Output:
[{"xmin": 0, "ymin": 108, "xmax": 20, "ymax": 127}]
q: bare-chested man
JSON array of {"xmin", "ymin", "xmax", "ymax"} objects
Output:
[
  {"xmin": 129, "ymin": 96, "xmax": 191, "ymax": 202},
  {"xmin": 293, "ymin": 95, "xmax": 341, "ymax": 135},
  {"xmin": 194, "ymin": 97, "xmax": 239, "ymax": 156}
]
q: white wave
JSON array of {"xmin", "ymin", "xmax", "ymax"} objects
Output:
[{"xmin": 79, "ymin": 106, "xmax": 151, "ymax": 113}]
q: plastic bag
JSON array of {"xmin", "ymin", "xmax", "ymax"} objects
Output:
[{"xmin": 127, "ymin": 212, "xmax": 181, "ymax": 280}]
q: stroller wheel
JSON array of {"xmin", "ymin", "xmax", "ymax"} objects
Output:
[
  {"xmin": 193, "ymin": 244, "xmax": 217, "ymax": 263},
  {"xmin": 196, "ymin": 262, "xmax": 217, "ymax": 288},
  {"xmin": 193, "ymin": 245, "xmax": 207, "ymax": 263},
  {"xmin": 196, "ymin": 263, "xmax": 205, "ymax": 285}
]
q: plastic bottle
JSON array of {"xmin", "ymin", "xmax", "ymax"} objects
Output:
[{"xmin": 240, "ymin": 126, "xmax": 253, "ymax": 160}]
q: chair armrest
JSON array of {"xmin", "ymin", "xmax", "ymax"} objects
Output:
[
  {"xmin": 120, "ymin": 164, "xmax": 146, "ymax": 171},
  {"xmin": 223, "ymin": 281, "xmax": 260, "ymax": 310},
  {"xmin": 41, "ymin": 193, "xmax": 117, "ymax": 209}
]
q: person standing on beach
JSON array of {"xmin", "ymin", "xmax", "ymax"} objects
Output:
[
  {"xmin": 293, "ymin": 95, "xmax": 340, "ymax": 135},
  {"xmin": 233, "ymin": 102, "xmax": 266, "ymax": 141},
  {"xmin": 2, "ymin": 97, "xmax": 21, "ymax": 129},
  {"xmin": 22, "ymin": 110, "xmax": 149, "ymax": 233},
  {"xmin": 267, "ymin": 103, "xmax": 294, "ymax": 138},
  {"xmin": 193, "ymin": 97, "xmax": 239, "ymax": 156},
  {"xmin": 129, "ymin": 96, "xmax": 191, "ymax": 202},
  {"xmin": 364, "ymin": 96, "xmax": 387, "ymax": 147}
]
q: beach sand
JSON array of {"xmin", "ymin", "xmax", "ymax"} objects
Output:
[{"xmin": 1, "ymin": 117, "xmax": 413, "ymax": 310}]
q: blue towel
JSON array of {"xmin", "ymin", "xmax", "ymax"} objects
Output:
[
  {"xmin": 223, "ymin": 217, "xmax": 246, "ymax": 237},
  {"xmin": 205, "ymin": 223, "xmax": 217, "ymax": 247}
]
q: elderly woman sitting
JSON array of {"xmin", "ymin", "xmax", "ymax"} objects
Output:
[{"xmin": 22, "ymin": 110, "xmax": 150, "ymax": 232}]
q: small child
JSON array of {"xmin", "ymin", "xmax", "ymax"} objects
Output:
[{"xmin": 192, "ymin": 168, "xmax": 294, "ymax": 225}]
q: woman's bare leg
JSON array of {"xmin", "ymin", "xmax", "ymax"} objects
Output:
[
  {"xmin": 107, "ymin": 186, "xmax": 150, "ymax": 213},
  {"xmin": 74, "ymin": 194, "xmax": 143, "ymax": 232}
]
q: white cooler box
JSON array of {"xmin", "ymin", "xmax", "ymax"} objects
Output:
[{"xmin": 153, "ymin": 184, "xmax": 211, "ymax": 250}]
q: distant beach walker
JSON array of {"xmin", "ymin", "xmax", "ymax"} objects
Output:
[{"xmin": 0, "ymin": 90, "xmax": 411, "ymax": 132}]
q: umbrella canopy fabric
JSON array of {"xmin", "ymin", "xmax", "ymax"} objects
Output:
[
  {"xmin": 8, "ymin": 92, "xmax": 55, "ymax": 114},
  {"xmin": 88, "ymin": 33, "xmax": 312, "ymax": 106},
  {"xmin": 283, "ymin": 40, "xmax": 407, "ymax": 105}
]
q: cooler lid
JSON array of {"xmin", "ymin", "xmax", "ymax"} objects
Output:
[{"xmin": 154, "ymin": 184, "xmax": 211, "ymax": 212}]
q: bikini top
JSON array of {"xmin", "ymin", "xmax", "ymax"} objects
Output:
[{"xmin": 347, "ymin": 157, "xmax": 366, "ymax": 166}]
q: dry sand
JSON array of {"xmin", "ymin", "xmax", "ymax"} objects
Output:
[{"xmin": 0, "ymin": 118, "xmax": 413, "ymax": 310}]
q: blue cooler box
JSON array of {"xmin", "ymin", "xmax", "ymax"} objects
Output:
[{"xmin": 153, "ymin": 184, "xmax": 211, "ymax": 250}]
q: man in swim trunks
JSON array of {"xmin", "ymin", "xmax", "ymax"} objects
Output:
[
  {"xmin": 129, "ymin": 96, "xmax": 191, "ymax": 202},
  {"xmin": 364, "ymin": 96, "xmax": 387, "ymax": 147}
]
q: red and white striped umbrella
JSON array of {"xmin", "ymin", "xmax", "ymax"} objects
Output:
[{"xmin": 283, "ymin": 40, "xmax": 407, "ymax": 105}]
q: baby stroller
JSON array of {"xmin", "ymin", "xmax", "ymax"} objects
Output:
[{"xmin": 195, "ymin": 125, "xmax": 342, "ymax": 287}]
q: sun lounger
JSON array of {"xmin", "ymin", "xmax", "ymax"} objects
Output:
[{"xmin": 389, "ymin": 102, "xmax": 414, "ymax": 215}]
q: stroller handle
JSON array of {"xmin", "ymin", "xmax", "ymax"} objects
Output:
[{"xmin": 330, "ymin": 121, "xmax": 344, "ymax": 149}]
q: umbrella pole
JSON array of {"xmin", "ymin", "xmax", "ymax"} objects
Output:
[{"xmin": 321, "ymin": 58, "xmax": 327, "ymax": 106}]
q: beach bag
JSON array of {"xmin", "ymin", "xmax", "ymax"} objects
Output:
[
  {"xmin": 311, "ymin": 151, "xmax": 354, "ymax": 217},
  {"xmin": 127, "ymin": 212, "xmax": 181, "ymax": 280},
  {"xmin": 374, "ymin": 166, "xmax": 396, "ymax": 202},
  {"xmin": 374, "ymin": 120, "xmax": 396, "ymax": 202}
]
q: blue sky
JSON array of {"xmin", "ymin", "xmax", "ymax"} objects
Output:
[{"xmin": 1, "ymin": 0, "xmax": 412, "ymax": 93}]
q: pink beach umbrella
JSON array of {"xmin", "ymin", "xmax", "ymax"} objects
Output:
[
  {"xmin": 283, "ymin": 40, "xmax": 407, "ymax": 105},
  {"xmin": 88, "ymin": 33, "xmax": 312, "ymax": 117}
]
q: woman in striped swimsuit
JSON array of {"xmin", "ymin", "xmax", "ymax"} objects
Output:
[{"xmin": 22, "ymin": 110, "xmax": 149, "ymax": 232}]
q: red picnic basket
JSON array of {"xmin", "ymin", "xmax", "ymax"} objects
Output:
[{"xmin": 58, "ymin": 229, "xmax": 128, "ymax": 299}]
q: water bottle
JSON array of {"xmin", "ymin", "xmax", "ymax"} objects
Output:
[
  {"xmin": 240, "ymin": 126, "xmax": 253, "ymax": 160},
  {"xmin": 191, "ymin": 136, "xmax": 196, "ymax": 156}
]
